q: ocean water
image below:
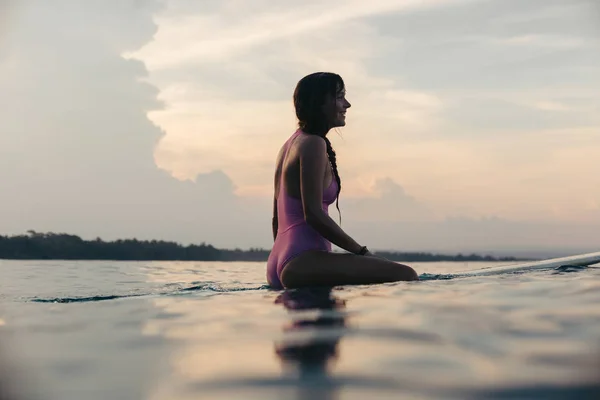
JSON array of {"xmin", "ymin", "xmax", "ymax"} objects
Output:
[{"xmin": 0, "ymin": 259, "xmax": 599, "ymax": 400}]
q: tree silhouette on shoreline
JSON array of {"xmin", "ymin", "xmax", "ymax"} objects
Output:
[{"xmin": 0, "ymin": 231, "xmax": 526, "ymax": 262}]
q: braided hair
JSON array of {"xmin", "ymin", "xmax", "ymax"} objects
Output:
[{"xmin": 292, "ymin": 72, "xmax": 344, "ymax": 223}]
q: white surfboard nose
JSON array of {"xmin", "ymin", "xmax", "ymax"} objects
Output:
[{"xmin": 452, "ymin": 251, "xmax": 600, "ymax": 277}]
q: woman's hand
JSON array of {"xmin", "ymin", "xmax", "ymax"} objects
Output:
[{"xmin": 356, "ymin": 246, "xmax": 372, "ymax": 256}]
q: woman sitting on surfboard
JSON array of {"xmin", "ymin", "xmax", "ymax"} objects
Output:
[{"xmin": 267, "ymin": 72, "xmax": 419, "ymax": 289}]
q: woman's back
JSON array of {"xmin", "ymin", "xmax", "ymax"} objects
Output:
[{"xmin": 266, "ymin": 130, "xmax": 338, "ymax": 289}]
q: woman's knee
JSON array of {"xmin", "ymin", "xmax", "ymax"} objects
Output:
[
  {"xmin": 393, "ymin": 263, "xmax": 419, "ymax": 281},
  {"xmin": 376, "ymin": 259, "xmax": 418, "ymax": 281}
]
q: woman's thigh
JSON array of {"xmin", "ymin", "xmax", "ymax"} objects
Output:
[{"xmin": 280, "ymin": 251, "xmax": 419, "ymax": 288}]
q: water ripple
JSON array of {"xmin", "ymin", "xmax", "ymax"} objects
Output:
[{"xmin": 28, "ymin": 282, "xmax": 270, "ymax": 303}]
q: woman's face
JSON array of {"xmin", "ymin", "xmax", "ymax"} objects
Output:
[{"xmin": 323, "ymin": 86, "xmax": 351, "ymax": 129}]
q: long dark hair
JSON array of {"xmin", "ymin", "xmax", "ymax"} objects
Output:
[{"xmin": 293, "ymin": 72, "xmax": 344, "ymax": 222}]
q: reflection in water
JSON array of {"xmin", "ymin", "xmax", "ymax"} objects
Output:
[{"xmin": 274, "ymin": 288, "xmax": 348, "ymax": 400}]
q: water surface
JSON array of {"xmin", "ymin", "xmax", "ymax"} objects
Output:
[{"xmin": 1, "ymin": 260, "xmax": 599, "ymax": 399}]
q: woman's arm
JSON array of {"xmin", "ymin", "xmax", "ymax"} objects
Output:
[
  {"xmin": 298, "ymin": 135, "xmax": 364, "ymax": 254},
  {"xmin": 272, "ymin": 197, "xmax": 278, "ymax": 242}
]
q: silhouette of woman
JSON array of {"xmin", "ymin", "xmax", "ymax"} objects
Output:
[{"xmin": 267, "ymin": 72, "xmax": 419, "ymax": 289}]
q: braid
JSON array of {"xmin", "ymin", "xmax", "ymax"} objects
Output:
[
  {"xmin": 323, "ymin": 136, "xmax": 342, "ymax": 224},
  {"xmin": 292, "ymin": 71, "xmax": 345, "ymax": 224}
]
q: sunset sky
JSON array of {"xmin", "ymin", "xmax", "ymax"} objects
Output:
[{"xmin": 1, "ymin": 0, "xmax": 599, "ymax": 255}]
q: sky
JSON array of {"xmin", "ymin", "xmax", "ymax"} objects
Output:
[{"xmin": 1, "ymin": 0, "xmax": 599, "ymax": 255}]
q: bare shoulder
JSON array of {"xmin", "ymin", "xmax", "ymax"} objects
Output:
[{"xmin": 296, "ymin": 133, "xmax": 326, "ymax": 156}]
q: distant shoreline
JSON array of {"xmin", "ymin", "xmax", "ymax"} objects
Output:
[{"xmin": 0, "ymin": 231, "xmax": 533, "ymax": 262}]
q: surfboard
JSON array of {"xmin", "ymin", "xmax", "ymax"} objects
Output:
[{"xmin": 451, "ymin": 251, "xmax": 600, "ymax": 278}]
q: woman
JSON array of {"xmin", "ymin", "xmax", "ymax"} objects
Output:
[{"xmin": 267, "ymin": 72, "xmax": 419, "ymax": 289}]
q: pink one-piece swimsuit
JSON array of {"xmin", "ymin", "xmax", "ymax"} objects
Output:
[{"xmin": 266, "ymin": 130, "xmax": 339, "ymax": 289}]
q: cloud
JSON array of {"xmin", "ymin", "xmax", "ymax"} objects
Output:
[
  {"xmin": 533, "ymin": 101, "xmax": 572, "ymax": 112},
  {"xmin": 126, "ymin": 0, "xmax": 599, "ymax": 230},
  {"xmin": 344, "ymin": 216, "xmax": 600, "ymax": 256},
  {"xmin": 128, "ymin": 0, "xmax": 454, "ymax": 198},
  {"xmin": 341, "ymin": 178, "xmax": 436, "ymax": 222},
  {"xmin": 0, "ymin": 0, "xmax": 272, "ymax": 248},
  {"xmin": 1, "ymin": 0, "xmax": 598, "ymax": 253},
  {"xmin": 334, "ymin": 175, "xmax": 599, "ymax": 255},
  {"xmin": 129, "ymin": 0, "xmax": 473, "ymax": 70},
  {"xmin": 0, "ymin": 0, "xmax": 16, "ymax": 48},
  {"xmin": 440, "ymin": 97, "xmax": 599, "ymax": 133},
  {"xmin": 495, "ymin": 34, "xmax": 586, "ymax": 48},
  {"xmin": 368, "ymin": 0, "xmax": 600, "ymax": 92}
]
